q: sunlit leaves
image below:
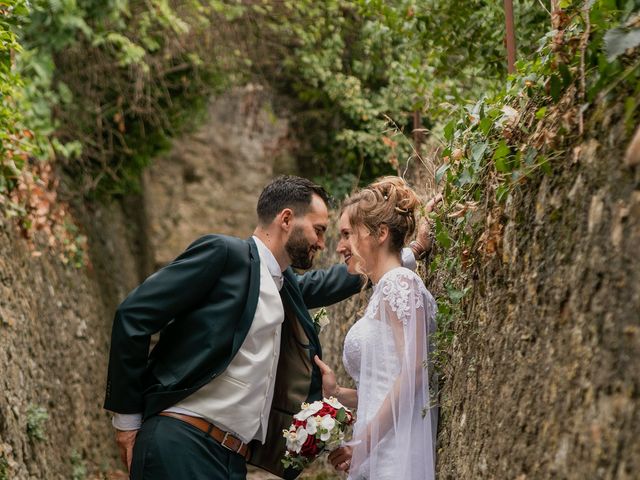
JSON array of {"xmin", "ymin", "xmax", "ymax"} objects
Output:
[
  {"xmin": 535, "ymin": 106, "xmax": 547, "ymax": 119},
  {"xmin": 265, "ymin": 0, "xmax": 550, "ymax": 184},
  {"xmin": 95, "ymin": 33, "xmax": 147, "ymax": 68}
]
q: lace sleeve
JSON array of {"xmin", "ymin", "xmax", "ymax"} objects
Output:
[{"xmin": 379, "ymin": 269, "xmax": 425, "ymax": 325}]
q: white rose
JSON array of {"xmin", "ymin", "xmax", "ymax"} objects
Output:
[{"xmin": 324, "ymin": 396, "xmax": 346, "ymax": 409}]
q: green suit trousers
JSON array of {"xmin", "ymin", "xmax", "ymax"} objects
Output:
[{"xmin": 130, "ymin": 415, "xmax": 248, "ymax": 479}]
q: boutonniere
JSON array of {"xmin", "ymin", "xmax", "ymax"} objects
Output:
[{"xmin": 312, "ymin": 307, "xmax": 330, "ymax": 335}]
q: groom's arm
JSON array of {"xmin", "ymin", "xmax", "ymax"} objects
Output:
[
  {"xmin": 296, "ymin": 264, "xmax": 362, "ymax": 309},
  {"xmin": 296, "ymin": 247, "xmax": 418, "ymax": 309},
  {"xmin": 104, "ymin": 235, "xmax": 228, "ymax": 415}
]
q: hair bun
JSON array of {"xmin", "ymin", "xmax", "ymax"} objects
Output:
[
  {"xmin": 370, "ymin": 176, "xmax": 420, "ymax": 215},
  {"xmin": 341, "ymin": 175, "xmax": 421, "ymax": 253}
]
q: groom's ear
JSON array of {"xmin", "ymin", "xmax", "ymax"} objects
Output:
[{"xmin": 277, "ymin": 208, "xmax": 295, "ymax": 232}]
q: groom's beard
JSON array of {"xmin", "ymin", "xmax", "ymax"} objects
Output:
[{"xmin": 285, "ymin": 227, "xmax": 317, "ymax": 270}]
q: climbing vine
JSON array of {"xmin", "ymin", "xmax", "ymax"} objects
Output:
[{"xmin": 429, "ymin": 0, "xmax": 640, "ymax": 354}]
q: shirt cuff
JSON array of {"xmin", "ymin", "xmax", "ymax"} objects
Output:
[
  {"xmin": 112, "ymin": 413, "xmax": 142, "ymax": 431},
  {"xmin": 401, "ymin": 247, "xmax": 417, "ymax": 272}
]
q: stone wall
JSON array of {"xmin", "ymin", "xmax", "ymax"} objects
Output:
[
  {"xmin": 436, "ymin": 116, "xmax": 640, "ymax": 479},
  {"xmin": 0, "ymin": 200, "xmax": 142, "ymax": 479},
  {"xmin": 142, "ymin": 85, "xmax": 291, "ymax": 267}
]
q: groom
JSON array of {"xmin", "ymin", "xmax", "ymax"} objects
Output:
[{"xmin": 104, "ymin": 175, "xmax": 428, "ymax": 479}]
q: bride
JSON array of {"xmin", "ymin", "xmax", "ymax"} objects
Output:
[{"xmin": 314, "ymin": 176, "xmax": 437, "ymax": 480}]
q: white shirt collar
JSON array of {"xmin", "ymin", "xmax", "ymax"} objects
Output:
[{"xmin": 252, "ymin": 235, "xmax": 284, "ymax": 290}]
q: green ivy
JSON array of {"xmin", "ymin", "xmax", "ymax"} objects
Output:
[
  {"xmin": 0, "ymin": 455, "xmax": 8, "ymax": 480},
  {"xmin": 431, "ymin": 0, "xmax": 640, "ymax": 349},
  {"xmin": 26, "ymin": 404, "xmax": 49, "ymax": 442},
  {"xmin": 6, "ymin": 0, "xmax": 245, "ymax": 197}
]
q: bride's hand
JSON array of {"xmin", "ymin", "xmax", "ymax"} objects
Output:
[
  {"xmin": 413, "ymin": 193, "xmax": 443, "ymax": 257},
  {"xmin": 314, "ymin": 355, "xmax": 339, "ymax": 398},
  {"xmin": 328, "ymin": 446, "xmax": 353, "ymax": 472},
  {"xmin": 425, "ymin": 193, "xmax": 443, "ymax": 214}
]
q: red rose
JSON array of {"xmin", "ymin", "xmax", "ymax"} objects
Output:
[
  {"xmin": 300, "ymin": 434, "xmax": 320, "ymax": 457},
  {"xmin": 317, "ymin": 404, "xmax": 337, "ymax": 417}
]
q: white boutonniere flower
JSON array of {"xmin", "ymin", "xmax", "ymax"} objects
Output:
[
  {"xmin": 324, "ymin": 396, "xmax": 345, "ymax": 409},
  {"xmin": 312, "ymin": 307, "xmax": 330, "ymax": 334}
]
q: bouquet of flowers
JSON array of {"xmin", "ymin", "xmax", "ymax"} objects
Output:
[{"xmin": 281, "ymin": 397, "xmax": 354, "ymax": 470}]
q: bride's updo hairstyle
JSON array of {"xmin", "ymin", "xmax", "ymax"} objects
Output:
[{"xmin": 342, "ymin": 176, "xmax": 420, "ymax": 253}]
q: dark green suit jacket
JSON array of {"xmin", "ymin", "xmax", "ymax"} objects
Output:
[{"xmin": 104, "ymin": 234, "xmax": 361, "ymax": 421}]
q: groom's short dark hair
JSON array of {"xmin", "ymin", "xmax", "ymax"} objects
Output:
[{"xmin": 257, "ymin": 175, "xmax": 329, "ymax": 224}]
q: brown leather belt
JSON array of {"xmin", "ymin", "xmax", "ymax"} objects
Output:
[{"xmin": 158, "ymin": 412, "xmax": 250, "ymax": 460}]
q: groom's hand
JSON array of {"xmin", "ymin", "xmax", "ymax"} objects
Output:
[{"xmin": 115, "ymin": 429, "xmax": 138, "ymax": 472}]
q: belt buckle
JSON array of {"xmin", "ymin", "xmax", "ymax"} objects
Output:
[{"xmin": 221, "ymin": 431, "xmax": 243, "ymax": 454}]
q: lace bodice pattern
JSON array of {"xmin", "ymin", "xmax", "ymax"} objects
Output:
[{"xmin": 343, "ymin": 267, "xmax": 430, "ymax": 388}]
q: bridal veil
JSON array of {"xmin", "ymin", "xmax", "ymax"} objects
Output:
[{"xmin": 349, "ymin": 268, "xmax": 437, "ymax": 480}]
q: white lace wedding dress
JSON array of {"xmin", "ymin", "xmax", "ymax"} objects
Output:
[{"xmin": 343, "ymin": 267, "xmax": 437, "ymax": 480}]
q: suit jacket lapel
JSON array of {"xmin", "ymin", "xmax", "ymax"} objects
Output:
[{"xmin": 231, "ymin": 238, "xmax": 261, "ymax": 353}]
